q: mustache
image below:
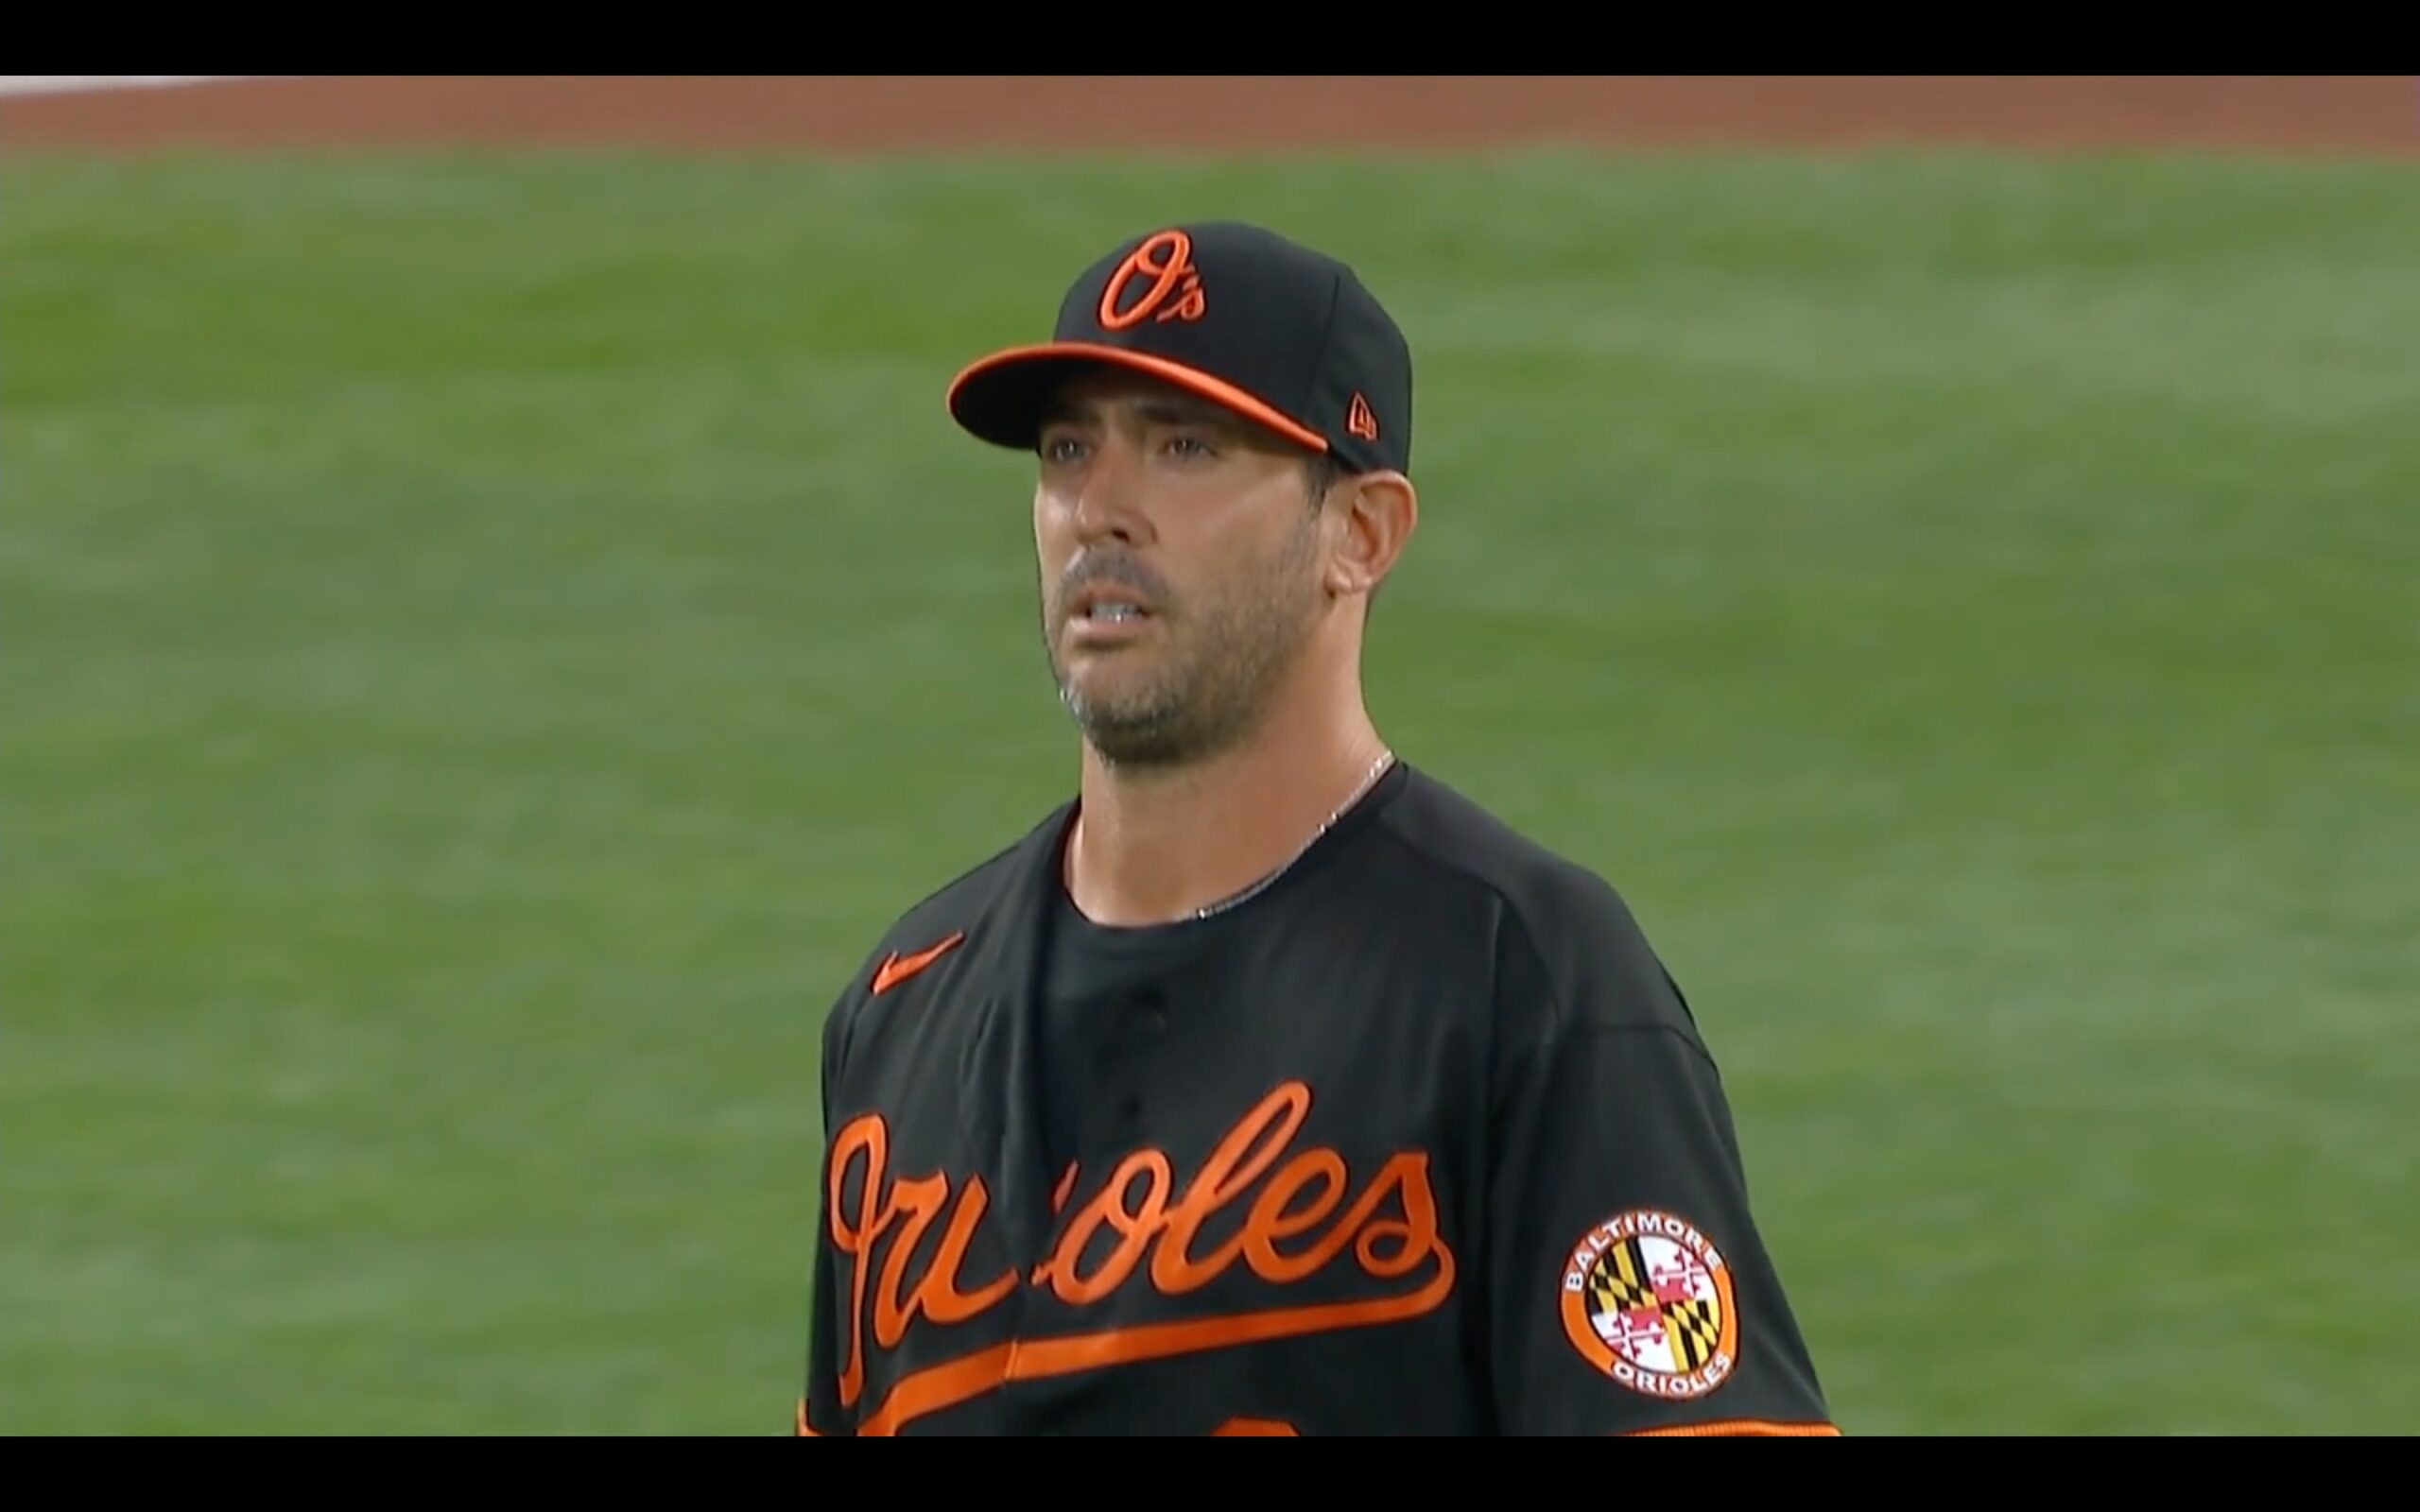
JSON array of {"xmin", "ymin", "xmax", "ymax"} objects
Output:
[{"xmin": 1055, "ymin": 553, "xmax": 1170, "ymax": 614}]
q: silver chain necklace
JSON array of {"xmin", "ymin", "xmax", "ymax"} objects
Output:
[{"xmin": 1188, "ymin": 749, "xmax": 1396, "ymax": 921}]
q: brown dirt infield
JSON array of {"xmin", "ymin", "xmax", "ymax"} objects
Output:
[{"xmin": 3, "ymin": 76, "xmax": 2413, "ymax": 156}]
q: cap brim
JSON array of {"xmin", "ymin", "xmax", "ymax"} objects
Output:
[{"xmin": 945, "ymin": 342, "xmax": 1329, "ymax": 456}]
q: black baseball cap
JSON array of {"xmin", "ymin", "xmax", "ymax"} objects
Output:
[{"xmin": 945, "ymin": 221, "xmax": 1413, "ymax": 476}]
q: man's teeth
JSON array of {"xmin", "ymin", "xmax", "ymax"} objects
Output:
[{"xmin": 1091, "ymin": 603, "xmax": 1140, "ymax": 621}]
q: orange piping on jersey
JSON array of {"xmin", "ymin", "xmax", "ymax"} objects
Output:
[
  {"xmin": 1213, "ymin": 1418, "xmax": 1300, "ymax": 1435},
  {"xmin": 795, "ymin": 1398, "xmax": 820, "ymax": 1436},
  {"xmin": 1624, "ymin": 1418, "xmax": 1842, "ymax": 1436}
]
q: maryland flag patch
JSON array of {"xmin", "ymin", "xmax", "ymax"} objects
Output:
[{"xmin": 1561, "ymin": 1209, "xmax": 1739, "ymax": 1400}]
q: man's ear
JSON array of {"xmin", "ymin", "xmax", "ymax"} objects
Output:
[{"xmin": 1324, "ymin": 470, "xmax": 1417, "ymax": 599}]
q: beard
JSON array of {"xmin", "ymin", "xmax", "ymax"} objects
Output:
[{"xmin": 1041, "ymin": 520, "xmax": 1322, "ymax": 772}]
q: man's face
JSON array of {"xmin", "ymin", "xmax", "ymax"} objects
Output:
[{"xmin": 1032, "ymin": 368, "xmax": 1333, "ymax": 769}]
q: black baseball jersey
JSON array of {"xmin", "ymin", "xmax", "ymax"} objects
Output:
[{"xmin": 794, "ymin": 762, "xmax": 1838, "ymax": 1436}]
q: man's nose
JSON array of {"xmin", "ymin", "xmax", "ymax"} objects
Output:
[{"xmin": 1071, "ymin": 439, "xmax": 1149, "ymax": 543}]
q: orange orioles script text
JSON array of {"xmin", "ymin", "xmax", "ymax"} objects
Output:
[{"xmin": 823, "ymin": 1079, "xmax": 1456, "ymax": 1434}]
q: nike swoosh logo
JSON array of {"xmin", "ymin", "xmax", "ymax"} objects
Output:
[{"xmin": 872, "ymin": 932, "xmax": 964, "ymax": 995}]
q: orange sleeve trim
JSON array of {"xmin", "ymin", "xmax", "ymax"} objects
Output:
[{"xmin": 1624, "ymin": 1418, "xmax": 1841, "ymax": 1436}]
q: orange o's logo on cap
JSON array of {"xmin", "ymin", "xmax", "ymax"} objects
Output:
[{"xmin": 1098, "ymin": 231, "xmax": 1207, "ymax": 331}]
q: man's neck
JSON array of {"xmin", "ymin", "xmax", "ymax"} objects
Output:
[{"xmin": 1063, "ymin": 696, "xmax": 1392, "ymax": 929}]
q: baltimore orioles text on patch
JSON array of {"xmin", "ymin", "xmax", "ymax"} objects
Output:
[{"xmin": 1561, "ymin": 1207, "xmax": 1739, "ymax": 1400}]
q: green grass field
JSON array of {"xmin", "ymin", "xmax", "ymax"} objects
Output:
[{"xmin": 5, "ymin": 146, "xmax": 2414, "ymax": 1435}]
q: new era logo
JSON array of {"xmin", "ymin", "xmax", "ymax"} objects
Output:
[{"xmin": 1346, "ymin": 392, "xmax": 1379, "ymax": 442}]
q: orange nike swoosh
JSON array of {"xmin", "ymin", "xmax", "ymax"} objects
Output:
[{"xmin": 872, "ymin": 932, "xmax": 964, "ymax": 995}]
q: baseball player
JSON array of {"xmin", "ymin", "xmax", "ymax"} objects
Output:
[{"xmin": 794, "ymin": 221, "xmax": 1838, "ymax": 1436}]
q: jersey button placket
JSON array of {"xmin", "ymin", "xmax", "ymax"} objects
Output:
[{"xmin": 1129, "ymin": 989, "xmax": 1164, "ymax": 1122}]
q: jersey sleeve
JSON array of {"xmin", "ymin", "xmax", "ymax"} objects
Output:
[{"xmin": 1485, "ymin": 906, "xmax": 1838, "ymax": 1437}]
